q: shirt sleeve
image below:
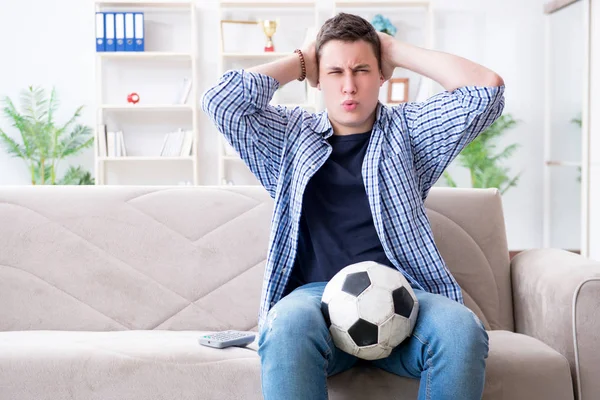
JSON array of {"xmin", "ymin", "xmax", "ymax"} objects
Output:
[
  {"xmin": 201, "ymin": 70, "xmax": 291, "ymax": 197},
  {"xmin": 395, "ymin": 85, "xmax": 505, "ymax": 197}
]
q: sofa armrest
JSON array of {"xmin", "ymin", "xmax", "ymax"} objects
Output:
[{"xmin": 511, "ymin": 248, "xmax": 600, "ymax": 400}]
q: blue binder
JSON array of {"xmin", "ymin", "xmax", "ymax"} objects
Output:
[
  {"xmin": 104, "ymin": 12, "xmax": 116, "ymax": 52},
  {"xmin": 115, "ymin": 13, "xmax": 125, "ymax": 51},
  {"xmin": 95, "ymin": 12, "xmax": 105, "ymax": 52},
  {"xmin": 125, "ymin": 13, "xmax": 135, "ymax": 51},
  {"xmin": 134, "ymin": 13, "xmax": 144, "ymax": 51}
]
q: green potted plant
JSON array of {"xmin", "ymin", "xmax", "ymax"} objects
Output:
[
  {"xmin": 443, "ymin": 114, "xmax": 520, "ymax": 195},
  {"xmin": 0, "ymin": 86, "xmax": 94, "ymax": 185}
]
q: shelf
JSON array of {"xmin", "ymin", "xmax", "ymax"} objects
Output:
[
  {"xmin": 222, "ymin": 52, "xmax": 292, "ymax": 58},
  {"xmin": 222, "ymin": 155, "xmax": 243, "ymax": 161},
  {"xmin": 334, "ymin": 0, "xmax": 430, "ymax": 6},
  {"xmin": 97, "ymin": 52, "xmax": 193, "ymax": 60},
  {"xmin": 99, "ymin": 104, "xmax": 193, "ymax": 111},
  {"xmin": 99, "ymin": 156, "xmax": 194, "ymax": 161},
  {"xmin": 546, "ymin": 160, "xmax": 582, "ymax": 167},
  {"xmin": 219, "ymin": 1, "xmax": 316, "ymax": 8},
  {"xmin": 95, "ymin": 0, "xmax": 192, "ymax": 8}
]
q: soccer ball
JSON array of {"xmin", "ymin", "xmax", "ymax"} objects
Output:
[{"xmin": 320, "ymin": 261, "xmax": 419, "ymax": 360}]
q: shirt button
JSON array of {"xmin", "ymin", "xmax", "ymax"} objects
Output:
[
  {"xmin": 310, "ymin": 164, "xmax": 316, "ymax": 169},
  {"xmin": 281, "ymin": 267, "xmax": 287, "ymax": 274},
  {"xmin": 270, "ymin": 301, "xmax": 275, "ymax": 306}
]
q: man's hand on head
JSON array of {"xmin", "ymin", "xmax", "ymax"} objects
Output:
[
  {"xmin": 301, "ymin": 40, "xmax": 319, "ymax": 88},
  {"xmin": 377, "ymin": 31, "xmax": 397, "ymax": 82}
]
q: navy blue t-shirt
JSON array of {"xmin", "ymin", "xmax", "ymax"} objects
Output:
[{"xmin": 285, "ymin": 130, "xmax": 395, "ymax": 295}]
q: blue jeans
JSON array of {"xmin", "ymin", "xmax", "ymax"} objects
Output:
[{"xmin": 258, "ymin": 282, "xmax": 489, "ymax": 400}]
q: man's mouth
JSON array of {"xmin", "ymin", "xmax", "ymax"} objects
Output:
[{"xmin": 342, "ymin": 100, "xmax": 358, "ymax": 111}]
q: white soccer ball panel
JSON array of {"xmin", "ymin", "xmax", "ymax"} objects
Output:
[
  {"xmin": 377, "ymin": 314, "xmax": 395, "ymax": 348},
  {"xmin": 356, "ymin": 344, "xmax": 392, "ymax": 361},
  {"xmin": 322, "ymin": 269, "xmax": 347, "ymax": 305},
  {"xmin": 330, "ymin": 325, "xmax": 358, "ymax": 356},
  {"xmin": 366, "ymin": 263, "xmax": 408, "ymax": 291},
  {"xmin": 328, "ymin": 292, "xmax": 360, "ymax": 331},
  {"xmin": 357, "ymin": 286, "xmax": 394, "ymax": 325},
  {"xmin": 342, "ymin": 261, "xmax": 374, "ymax": 275},
  {"xmin": 388, "ymin": 314, "xmax": 411, "ymax": 348}
]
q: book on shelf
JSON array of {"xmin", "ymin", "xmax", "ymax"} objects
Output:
[
  {"xmin": 97, "ymin": 124, "xmax": 108, "ymax": 157},
  {"xmin": 175, "ymin": 77, "xmax": 192, "ymax": 104},
  {"xmin": 104, "ymin": 130, "xmax": 127, "ymax": 157},
  {"xmin": 160, "ymin": 129, "xmax": 193, "ymax": 157},
  {"xmin": 119, "ymin": 131, "xmax": 127, "ymax": 157}
]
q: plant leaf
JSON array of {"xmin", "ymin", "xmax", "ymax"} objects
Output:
[{"xmin": 443, "ymin": 171, "xmax": 458, "ymax": 187}]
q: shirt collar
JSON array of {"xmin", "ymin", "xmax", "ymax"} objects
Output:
[{"xmin": 311, "ymin": 102, "xmax": 387, "ymax": 139}]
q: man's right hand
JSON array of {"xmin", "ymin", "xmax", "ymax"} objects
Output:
[
  {"xmin": 301, "ymin": 40, "xmax": 319, "ymax": 88},
  {"xmin": 247, "ymin": 38, "xmax": 319, "ymax": 89}
]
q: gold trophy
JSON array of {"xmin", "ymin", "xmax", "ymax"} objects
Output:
[{"xmin": 261, "ymin": 20, "xmax": 278, "ymax": 52}]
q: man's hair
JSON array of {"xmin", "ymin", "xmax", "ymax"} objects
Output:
[{"xmin": 316, "ymin": 12, "xmax": 382, "ymax": 71}]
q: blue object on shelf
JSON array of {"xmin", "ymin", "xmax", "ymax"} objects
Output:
[
  {"xmin": 125, "ymin": 12, "xmax": 135, "ymax": 51},
  {"xmin": 134, "ymin": 12, "xmax": 144, "ymax": 51},
  {"xmin": 104, "ymin": 12, "xmax": 116, "ymax": 51},
  {"xmin": 95, "ymin": 12, "xmax": 105, "ymax": 52},
  {"xmin": 371, "ymin": 14, "xmax": 397, "ymax": 37},
  {"xmin": 115, "ymin": 13, "xmax": 125, "ymax": 51}
]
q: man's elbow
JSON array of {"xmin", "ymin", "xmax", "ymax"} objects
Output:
[
  {"xmin": 200, "ymin": 88, "xmax": 213, "ymax": 115},
  {"xmin": 487, "ymin": 72, "xmax": 504, "ymax": 87}
]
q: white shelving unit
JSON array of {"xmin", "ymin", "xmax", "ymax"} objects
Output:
[
  {"xmin": 333, "ymin": 0, "xmax": 435, "ymax": 104},
  {"xmin": 216, "ymin": 0, "xmax": 319, "ymax": 185},
  {"xmin": 94, "ymin": 0, "xmax": 199, "ymax": 185}
]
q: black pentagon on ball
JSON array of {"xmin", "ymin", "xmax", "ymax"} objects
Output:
[
  {"xmin": 321, "ymin": 301, "xmax": 332, "ymax": 327},
  {"xmin": 348, "ymin": 318, "xmax": 379, "ymax": 347},
  {"xmin": 392, "ymin": 286, "xmax": 415, "ymax": 318},
  {"xmin": 341, "ymin": 271, "xmax": 371, "ymax": 297}
]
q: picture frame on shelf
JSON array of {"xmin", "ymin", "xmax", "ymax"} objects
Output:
[
  {"xmin": 387, "ymin": 77, "xmax": 409, "ymax": 104},
  {"xmin": 220, "ymin": 20, "xmax": 263, "ymax": 53}
]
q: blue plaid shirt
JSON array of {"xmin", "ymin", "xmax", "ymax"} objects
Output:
[{"xmin": 202, "ymin": 70, "xmax": 505, "ymax": 330}]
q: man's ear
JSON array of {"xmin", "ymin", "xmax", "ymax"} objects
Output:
[{"xmin": 379, "ymin": 71, "xmax": 384, "ymax": 87}]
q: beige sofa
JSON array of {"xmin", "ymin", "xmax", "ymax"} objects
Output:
[{"xmin": 0, "ymin": 185, "xmax": 598, "ymax": 400}]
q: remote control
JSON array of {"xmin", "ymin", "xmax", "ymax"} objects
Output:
[{"xmin": 198, "ymin": 330, "xmax": 256, "ymax": 349}]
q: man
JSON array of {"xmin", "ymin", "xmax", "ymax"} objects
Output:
[{"xmin": 202, "ymin": 12, "xmax": 504, "ymax": 400}]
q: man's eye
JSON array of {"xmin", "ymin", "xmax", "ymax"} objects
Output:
[{"xmin": 329, "ymin": 71, "xmax": 341, "ymax": 74}]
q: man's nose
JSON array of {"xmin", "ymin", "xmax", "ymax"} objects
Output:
[{"xmin": 342, "ymin": 74, "xmax": 357, "ymax": 94}]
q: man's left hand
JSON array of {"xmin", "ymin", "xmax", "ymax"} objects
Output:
[{"xmin": 378, "ymin": 31, "xmax": 396, "ymax": 81}]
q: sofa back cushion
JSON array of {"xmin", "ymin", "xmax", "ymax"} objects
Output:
[{"xmin": 0, "ymin": 186, "xmax": 512, "ymax": 332}]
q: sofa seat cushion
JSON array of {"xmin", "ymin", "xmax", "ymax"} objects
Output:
[
  {"xmin": 0, "ymin": 330, "xmax": 573, "ymax": 400},
  {"xmin": 0, "ymin": 330, "xmax": 262, "ymax": 400},
  {"xmin": 482, "ymin": 330, "xmax": 574, "ymax": 400},
  {"xmin": 328, "ymin": 330, "xmax": 574, "ymax": 400}
]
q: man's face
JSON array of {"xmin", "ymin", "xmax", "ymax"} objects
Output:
[{"xmin": 318, "ymin": 39, "xmax": 384, "ymax": 135}]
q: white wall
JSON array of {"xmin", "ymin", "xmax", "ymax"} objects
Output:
[
  {"xmin": 0, "ymin": 0, "xmax": 96, "ymax": 184},
  {"xmin": 0, "ymin": 0, "xmax": 551, "ymax": 250},
  {"xmin": 436, "ymin": 0, "xmax": 547, "ymax": 251},
  {"xmin": 589, "ymin": 0, "xmax": 600, "ymax": 260},
  {"xmin": 546, "ymin": 1, "xmax": 586, "ymax": 251}
]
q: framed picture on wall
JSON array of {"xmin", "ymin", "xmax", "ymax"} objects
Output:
[
  {"xmin": 387, "ymin": 77, "xmax": 409, "ymax": 104},
  {"xmin": 220, "ymin": 20, "xmax": 263, "ymax": 53}
]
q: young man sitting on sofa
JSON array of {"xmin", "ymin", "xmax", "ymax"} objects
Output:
[{"xmin": 202, "ymin": 12, "xmax": 505, "ymax": 400}]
